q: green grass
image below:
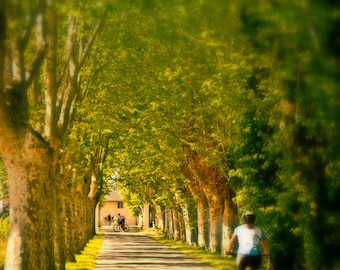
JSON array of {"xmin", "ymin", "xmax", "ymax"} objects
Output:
[
  {"xmin": 0, "ymin": 239, "xmax": 7, "ymax": 269},
  {"xmin": 66, "ymin": 233, "xmax": 103, "ymax": 270},
  {"xmin": 0, "ymin": 233, "xmax": 103, "ymax": 270},
  {"xmin": 158, "ymin": 239, "xmax": 235, "ymax": 269}
]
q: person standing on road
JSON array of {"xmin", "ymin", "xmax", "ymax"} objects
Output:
[
  {"xmin": 227, "ymin": 211, "xmax": 270, "ymax": 270},
  {"xmin": 107, "ymin": 214, "xmax": 112, "ymax": 227}
]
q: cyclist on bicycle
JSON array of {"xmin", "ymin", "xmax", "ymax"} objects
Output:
[
  {"xmin": 117, "ymin": 213, "xmax": 125, "ymax": 228},
  {"xmin": 227, "ymin": 211, "xmax": 270, "ymax": 270}
]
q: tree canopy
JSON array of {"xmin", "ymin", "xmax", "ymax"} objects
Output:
[{"xmin": 0, "ymin": 0, "xmax": 339, "ymax": 269}]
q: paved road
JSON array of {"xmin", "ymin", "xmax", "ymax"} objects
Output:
[{"xmin": 95, "ymin": 229, "xmax": 216, "ymax": 270}]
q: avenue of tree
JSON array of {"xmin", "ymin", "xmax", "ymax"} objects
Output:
[{"xmin": 0, "ymin": 0, "xmax": 339, "ymax": 270}]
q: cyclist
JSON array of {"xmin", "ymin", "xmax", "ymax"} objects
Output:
[
  {"xmin": 117, "ymin": 213, "xmax": 125, "ymax": 228},
  {"xmin": 227, "ymin": 211, "xmax": 270, "ymax": 270}
]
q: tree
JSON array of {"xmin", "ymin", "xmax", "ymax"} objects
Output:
[
  {"xmin": 0, "ymin": 1, "xmax": 107, "ymax": 268},
  {"xmin": 95, "ymin": 0, "xmax": 242, "ymax": 254},
  {"xmin": 100, "ymin": 1, "xmax": 340, "ymax": 268},
  {"xmin": 230, "ymin": 0, "xmax": 340, "ymax": 268}
]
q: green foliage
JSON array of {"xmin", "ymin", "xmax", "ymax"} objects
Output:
[
  {"xmin": 0, "ymin": 239, "xmax": 7, "ymax": 270},
  {"xmin": 82, "ymin": 0, "xmax": 338, "ymax": 266},
  {"xmin": 0, "ymin": 217, "xmax": 9, "ymax": 240},
  {"xmin": 0, "ymin": 157, "xmax": 8, "ymax": 200},
  {"xmin": 225, "ymin": 0, "xmax": 340, "ymax": 269},
  {"xmin": 26, "ymin": 0, "xmax": 337, "ymax": 268}
]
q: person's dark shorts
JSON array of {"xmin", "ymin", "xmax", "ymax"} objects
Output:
[{"xmin": 236, "ymin": 254, "xmax": 262, "ymax": 270}]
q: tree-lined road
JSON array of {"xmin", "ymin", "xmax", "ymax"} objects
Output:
[
  {"xmin": 95, "ymin": 229, "xmax": 216, "ymax": 269},
  {"xmin": 1, "ymin": 1, "xmax": 338, "ymax": 269}
]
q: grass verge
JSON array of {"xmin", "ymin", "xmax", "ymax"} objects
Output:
[
  {"xmin": 0, "ymin": 233, "xmax": 103, "ymax": 270},
  {"xmin": 0, "ymin": 239, "xmax": 7, "ymax": 269},
  {"xmin": 66, "ymin": 232, "xmax": 103, "ymax": 270}
]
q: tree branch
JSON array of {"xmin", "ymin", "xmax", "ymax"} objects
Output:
[
  {"xmin": 56, "ymin": 11, "xmax": 108, "ymax": 137},
  {"xmin": 26, "ymin": 13, "xmax": 47, "ymax": 86},
  {"xmin": 43, "ymin": 2, "xmax": 58, "ymax": 142},
  {"xmin": 11, "ymin": 9, "xmax": 38, "ymax": 83},
  {"xmin": 0, "ymin": 2, "xmax": 7, "ymax": 147},
  {"xmin": 0, "ymin": 2, "xmax": 6, "ymax": 98},
  {"xmin": 78, "ymin": 11, "xmax": 107, "ymax": 70}
]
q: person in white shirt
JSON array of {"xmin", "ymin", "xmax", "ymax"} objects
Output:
[{"xmin": 227, "ymin": 211, "xmax": 270, "ymax": 270}]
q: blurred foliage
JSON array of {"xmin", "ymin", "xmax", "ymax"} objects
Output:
[
  {"xmin": 0, "ymin": 157, "xmax": 8, "ymax": 201},
  {"xmin": 84, "ymin": 0, "xmax": 340, "ymax": 269},
  {"xmin": 1, "ymin": 0, "xmax": 336, "ymax": 268},
  {"xmin": 0, "ymin": 217, "xmax": 9, "ymax": 240}
]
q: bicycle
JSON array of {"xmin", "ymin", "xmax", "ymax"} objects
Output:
[
  {"xmin": 226, "ymin": 252, "xmax": 273, "ymax": 270},
  {"xmin": 113, "ymin": 223, "xmax": 129, "ymax": 232}
]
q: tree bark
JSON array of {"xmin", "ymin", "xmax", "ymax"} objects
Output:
[
  {"xmin": 221, "ymin": 198, "xmax": 237, "ymax": 256},
  {"xmin": 61, "ymin": 179, "xmax": 75, "ymax": 262},
  {"xmin": 186, "ymin": 150, "xmax": 234, "ymax": 253},
  {"xmin": 54, "ymin": 173, "xmax": 66, "ymax": 270},
  {"xmin": 166, "ymin": 209, "xmax": 174, "ymax": 239},
  {"xmin": 196, "ymin": 194, "xmax": 209, "ymax": 248},
  {"xmin": 177, "ymin": 195, "xmax": 193, "ymax": 245},
  {"xmin": 207, "ymin": 195, "xmax": 223, "ymax": 252},
  {"xmin": 0, "ymin": 1, "xmax": 107, "ymax": 268},
  {"xmin": 3, "ymin": 131, "xmax": 57, "ymax": 270},
  {"xmin": 154, "ymin": 204, "xmax": 164, "ymax": 230},
  {"xmin": 172, "ymin": 208, "xmax": 180, "ymax": 241}
]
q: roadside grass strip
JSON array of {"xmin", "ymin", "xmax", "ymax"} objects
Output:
[
  {"xmin": 66, "ymin": 233, "xmax": 103, "ymax": 270},
  {"xmin": 0, "ymin": 240, "xmax": 6, "ymax": 269}
]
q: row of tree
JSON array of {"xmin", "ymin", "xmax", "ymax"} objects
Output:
[
  {"xmin": 0, "ymin": 0, "xmax": 114, "ymax": 269},
  {"xmin": 92, "ymin": 1, "xmax": 339, "ymax": 269},
  {"xmin": 0, "ymin": 0, "xmax": 339, "ymax": 269}
]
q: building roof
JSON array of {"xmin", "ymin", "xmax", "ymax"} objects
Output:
[{"xmin": 104, "ymin": 190, "xmax": 123, "ymax": 202}]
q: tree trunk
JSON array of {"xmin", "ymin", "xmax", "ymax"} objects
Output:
[
  {"xmin": 197, "ymin": 194, "xmax": 209, "ymax": 248},
  {"xmin": 73, "ymin": 185, "xmax": 88, "ymax": 253},
  {"xmin": 221, "ymin": 198, "xmax": 237, "ymax": 256},
  {"xmin": 3, "ymin": 131, "xmax": 57, "ymax": 270},
  {"xmin": 61, "ymin": 181, "xmax": 76, "ymax": 262},
  {"xmin": 166, "ymin": 210, "xmax": 174, "ymax": 239},
  {"xmin": 173, "ymin": 209, "xmax": 180, "ymax": 241},
  {"xmin": 179, "ymin": 201, "xmax": 193, "ymax": 245},
  {"xmin": 182, "ymin": 155, "xmax": 209, "ymax": 248},
  {"xmin": 175, "ymin": 191, "xmax": 197, "ymax": 246},
  {"xmin": 0, "ymin": 1, "xmax": 107, "ymax": 268},
  {"xmin": 64, "ymin": 183, "xmax": 92, "ymax": 262},
  {"xmin": 190, "ymin": 151, "xmax": 228, "ymax": 252},
  {"xmin": 54, "ymin": 173, "xmax": 66, "ymax": 270},
  {"xmin": 154, "ymin": 204, "xmax": 164, "ymax": 230},
  {"xmin": 88, "ymin": 175, "xmax": 99, "ymax": 236},
  {"xmin": 207, "ymin": 196, "xmax": 223, "ymax": 252}
]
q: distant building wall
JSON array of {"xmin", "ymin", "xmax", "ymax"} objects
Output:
[
  {"xmin": 143, "ymin": 202, "xmax": 150, "ymax": 229},
  {"xmin": 100, "ymin": 201, "xmax": 137, "ymax": 226},
  {"xmin": 97, "ymin": 190, "xmax": 137, "ymax": 227}
]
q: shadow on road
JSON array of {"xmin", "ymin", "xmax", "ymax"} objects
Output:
[{"xmin": 95, "ymin": 229, "xmax": 216, "ymax": 269}]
